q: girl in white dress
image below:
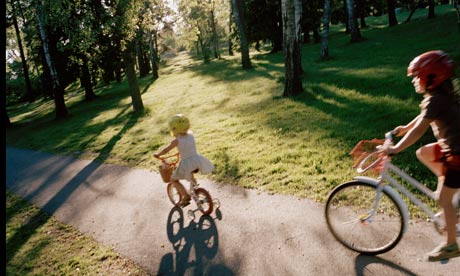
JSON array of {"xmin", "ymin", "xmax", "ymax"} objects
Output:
[{"xmin": 154, "ymin": 114, "xmax": 214, "ymax": 206}]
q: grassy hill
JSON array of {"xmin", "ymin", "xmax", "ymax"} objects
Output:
[{"xmin": 7, "ymin": 5, "xmax": 460, "ymax": 205}]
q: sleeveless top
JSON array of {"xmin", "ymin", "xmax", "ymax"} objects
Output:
[{"xmin": 171, "ymin": 133, "xmax": 214, "ymax": 181}]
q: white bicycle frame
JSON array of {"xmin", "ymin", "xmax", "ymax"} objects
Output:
[{"xmin": 355, "ymin": 132, "xmax": 460, "ymax": 234}]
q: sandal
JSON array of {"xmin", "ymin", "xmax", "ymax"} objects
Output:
[
  {"xmin": 427, "ymin": 243, "xmax": 460, "ymax": 262},
  {"xmin": 179, "ymin": 197, "xmax": 191, "ymax": 207}
]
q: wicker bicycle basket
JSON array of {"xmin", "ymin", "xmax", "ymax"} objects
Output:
[
  {"xmin": 159, "ymin": 162, "xmax": 174, "ymax": 183},
  {"xmin": 158, "ymin": 153, "xmax": 180, "ymax": 183},
  {"xmin": 350, "ymin": 139, "xmax": 385, "ymax": 172}
]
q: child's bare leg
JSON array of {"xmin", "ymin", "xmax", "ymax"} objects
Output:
[
  {"xmin": 439, "ymin": 185, "xmax": 459, "ymax": 245},
  {"xmin": 171, "ymin": 180, "xmax": 190, "ymax": 201},
  {"xmin": 416, "ymin": 143, "xmax": 444, "ymax": 197},
  {"xmin": 416, "ymin": 143, "xmax": 444, "ymax": 176}
]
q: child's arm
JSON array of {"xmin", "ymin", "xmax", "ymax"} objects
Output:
[
  {"xmin": 393, "ymin": 114, "xmax": 422, "ymax": 137},
  {"xmin": 154, "ymin": 139, "xmax": 178, "ymax": 158},
  {"xmin": 385, "ymin": 116, "xmax": 432, "ymax": 155}
]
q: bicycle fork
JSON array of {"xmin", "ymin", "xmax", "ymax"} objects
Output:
[{"xmin": 358, "ymin": 183, "xmax": 386, "ymax": 225}]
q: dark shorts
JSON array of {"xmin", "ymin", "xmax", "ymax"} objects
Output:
[{"xmin": 445, "ymin": 169, "xmax": 460, "ymax": 189}]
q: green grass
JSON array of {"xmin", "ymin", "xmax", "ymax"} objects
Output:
[
  {"xmin": 7, "ymin": 6, "xmax": 459, "ymax": 203},
  {"xmin": 6, "ymin": 5, "xmax": 459, "ymax": 274},
  {"xmin": 6, "ymin": 191, "xmax": 149, "ymax": 275}
]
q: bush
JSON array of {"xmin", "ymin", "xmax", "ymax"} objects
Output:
[{"xmin": 6, "ymin": 77, "xmax": 43, "ymax": 106}]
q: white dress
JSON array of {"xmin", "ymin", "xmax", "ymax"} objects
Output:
[{"xmin": 171, "ymin": 133, "xmax": 214, "ymax": 181}]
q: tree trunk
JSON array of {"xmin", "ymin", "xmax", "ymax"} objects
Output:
[
  {"xmin": 197, "ymin": 29, "xmax": 210, "ymax": 63},
  {"xmin": 231, "ymin": 0, "xmax": 251, "ymax": 69},
  {"xmin": 136, "ymin": 30, "xmax": 149, "ymax": 78},
  {"xmin": 210, "ymin": 8, "xmax": 220, "ymax": 59},
  {"xmin": 428, "ymin": 0, "xmax": 435, "ymax": 19},
  {"xmin": 122, "ymin": 46, "xmax": 144, "ymax": 113},
  {"xmin": 312, "ymin": 28, "xmax": 321, "ymax": 43},
  {"xmin": 343, "ymin": 0, "xmax": 350, "ymax": 33},
  {"xmin": 147, "ymin": 29, "xmax": 159, "ymax": 79},
  {"xmin": 320, "ymin": 0, "xmax": 331, "ymax": 60},
  {"xmin": 405, "ymin": 1, "xmax": 418, "ymax": 23},
  {"xmin": 282, "ymin": 0, "xmax": 303, "ymax": 97},
  {"xmin": 80, "ymin": 55, "xmax": 96, "ymax": 101},
  {"xmin": 35, "ymin": 1, "xmax": 68, "ymax": 119},
  {"xmin": 387, "ymin": 0, "xmax": 398, "ymax": 26},
  {"xmin": 346, "ymin": 0, "xmax": 362, "ymax": 42},
  {"xmin": 455, "ymin": 0, "xmax": 460, "ymax": 32},
  {"xmin": 294, "ymin": 0, "xmax": 303, "ymax": 75},
  {"xmin": 303, "ymin": 26, "xmax": 311, "ymax": 43},
  {"xmin": 114, "ymin": 37, "xmax": 122, "ymax": 83},
  {"xmin": 356, "ymin": 0, "xmax": 367, "ymax": 28},
  {"xmin": 228, "ymin": 5, "xmax": 234, "ymax": 56},
  {"xmin": 12, "ymin": 0, "xmax": 34, "ymax": 103}
]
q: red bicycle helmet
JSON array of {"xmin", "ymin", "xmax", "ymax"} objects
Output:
[{"xmin": 407, "ymin": 50, "xmax": 455, "ymax": 90}]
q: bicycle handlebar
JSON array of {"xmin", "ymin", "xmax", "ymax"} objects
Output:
[
  {"xmin": 356, "ymin": 131, "xmax": 396, "ymax": 174},
  {"xmin": 155, "ymin": 153, "xmax": 180, "ymax": 166}
]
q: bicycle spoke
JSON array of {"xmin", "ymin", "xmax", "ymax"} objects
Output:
[{"xmin": 326, "ymin": 181, "xmax": 404, "ymax": 255}]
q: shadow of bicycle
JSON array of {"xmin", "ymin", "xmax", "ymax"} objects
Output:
[
  {"xmin": 355, "ymin": 254, "xmax": 417, "ymax": 276},
  {"xmin": 157, "ymin": 207, "xmax": 233, "ymax": 276}
]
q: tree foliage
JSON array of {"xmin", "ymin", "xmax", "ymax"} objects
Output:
[{"xmin": 5, "ymin": 0, "xmax": 451, "ymax": 116}]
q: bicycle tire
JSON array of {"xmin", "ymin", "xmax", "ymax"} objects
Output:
[
  {"xmin": 325, "ymin": 181, "xmax": 405, "ymax": 255},
  {"xmin": 167, "ymin": 182, "xmax": 183, "ymax": 207},
  {"xmin": 195, "ymin": 188, "xmax": 213, "ymax": 215}
]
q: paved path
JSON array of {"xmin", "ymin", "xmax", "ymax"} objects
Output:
[{"xmin": 6, "ymin": 146, "xmax": 460, "ymax": 275}]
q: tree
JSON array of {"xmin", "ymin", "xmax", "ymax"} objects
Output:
[
  {"xmin": 245, "ymin": 0, "xmax": 283, "ymax": 52},
  {"xmin": 123, "ymin": 44, "xmax": 144, "ymax": 112},
  {"xmin": 428, "ymin": 0, "xmax": 435, "ymax": 19},
  {"xmin": 231, "ymin": 0, "xmax": 251, "ymax": 69},
  {"xmin": 34, "ymin": 0, "xmax": 68, "ymax": 118},
  {"xmin": 302, "ymin": 0, "xmax": 322, "ymax": 44},
  {"xmin": 228, "ymin": 3, "xmax": 234, "ymax": 56},
  {"xmin": 346, "ymin": 0, "xmax": 362, "ymax": 42},
  {"xmin": 113, "ymin": 0, "xmax": 145, "ymax": 113},
  {"xmin": 455, "ymin": 0, "xmax": 460, "ymax": 32},
  {"xmin": 8, "ymin": 0, "xmax": 34, "ymax": 103},
  {"xmin": 147, "ymin": 29, "xmax": 159, "ymax": 79},
  {"xmin": 141, "ymin": 0, "xmax": 175, "ymax": 79},
  {"xmin": 355, "ymin": 0, "xmax": 367, "ymax": 28},
  {"xmin": 282, "ymin": 0, "xmax": 303, "ymax": 97},
  {"xmin": 320, "ymin": 0, "xmax": 332, "ymax": 60},
  {"xmin": 209, "ymin": 1, "xmax": 221, "ymax": 59},
  {"xmin": 63, "ymin": 0, "xmax": 98, "ymax": 101},
  {"xmin": 387, "ymin": 0, "xmax": 398, "ymax": 27}
]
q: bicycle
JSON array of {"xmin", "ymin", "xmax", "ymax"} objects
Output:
[
  {"xmin": 156, "ymin": 153, "xmax": 220, "ymax": 220},
  {"xmin": 325, "ymin": 131, "xmax": 460, "ymax": 255}
]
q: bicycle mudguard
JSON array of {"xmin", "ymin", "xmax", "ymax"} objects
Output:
[{"xmin": 353, "ymin": 176, "xmax": 409, "ymax": 233}]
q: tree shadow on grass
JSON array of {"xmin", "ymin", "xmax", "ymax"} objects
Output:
[
  {"xmin": 6, "ymin": 111, "xmax": 144, "ymax": 262},
  {"xmin": 225, "ymin": 80, "xmax": 436, "ymax": 185}
]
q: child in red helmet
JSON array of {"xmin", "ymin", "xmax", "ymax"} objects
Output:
[{"xmin": 384, "ymin": 50, "xmax": 460, "ymax": 261}]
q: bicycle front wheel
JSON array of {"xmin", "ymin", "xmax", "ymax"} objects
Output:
[
  {"xmin": 167, "ymin": 182, "xmax": 183, "ymax": 207},
  {"xmin": 325, "ymin": 181, "xmax": 405, "ymax": 255},
  {"xmin": 195, "ymin": 188, "xmax": 213, "ymax": 215}
]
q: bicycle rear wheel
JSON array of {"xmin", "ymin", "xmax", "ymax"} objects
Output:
[
  {"xmin": 195, "ymin": 188, "xmax": 213, "ymax": 215},
  {"xmin": 325, "ymin": 181, "xmax": 405, "ymax": 255}
]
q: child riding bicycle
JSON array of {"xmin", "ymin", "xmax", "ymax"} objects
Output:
[
  {"xmin": 382, "ymin": 50, "xmax": 460, "ymax": 261},
  {"xmin": 154, "ymin": 114, "xmax": 214, "ymax": 207}
]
